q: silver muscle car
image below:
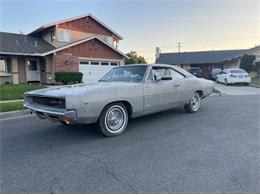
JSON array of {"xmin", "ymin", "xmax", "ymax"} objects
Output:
[{"xmin": 24, "ymin": 64, "xmax": 214, "ymax": 137}]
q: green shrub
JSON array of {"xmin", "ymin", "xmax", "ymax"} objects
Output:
[{"xmin": 55, "ymin": 72, "xmax": 83, "ymax": 85}]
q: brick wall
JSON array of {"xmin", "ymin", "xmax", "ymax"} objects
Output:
[{"xmin": 54, "ymin": 53, "xmax": 78, "ymax": 72}]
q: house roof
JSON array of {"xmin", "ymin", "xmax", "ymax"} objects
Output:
[
  {"xmin": 0, "ymin": 32, "xmax": 56, "ymax": 56},
  {"xmin": 0, "ymin": 32, "xmax": 128, "ymax": 59},
  {"xmin": 155, "ymin": 49, "xmax": 249, "ymax": 65},
  {"xmin": 28, "ymin": 13, "xmax": 123, "ymax": 40},
  {"xmin": 41, "ymin": 35, "xmax": 129, "ymax": 59}
]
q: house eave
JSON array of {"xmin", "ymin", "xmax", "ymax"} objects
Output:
[
  {"xmin": 0, "ymin": 52, "xmax": 43, "ymax": 56},
  {"xmin": 28, "ymin": 13, "xmax": 124, "ymax": 40},
  {"xmin": 41, "ymin": 35, "xmax": 129, "ymax": 59}
]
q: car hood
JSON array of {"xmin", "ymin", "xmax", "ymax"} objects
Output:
[{"xmin": 25, "ymin": 82, "xmax": 140, "ymax": 98}]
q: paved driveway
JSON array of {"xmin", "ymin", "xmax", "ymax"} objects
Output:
[
  {"xmin": 1, "ymin": 95, "xmax": 260, "ymax": 193},
  {"xmin": 214, "ymin": 83, "xmax": 260, "ymax": 96}
]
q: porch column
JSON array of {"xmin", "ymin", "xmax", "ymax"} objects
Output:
[{"xmin": 12, "ymin": 57, "xmax": 19, "ymax": 84}]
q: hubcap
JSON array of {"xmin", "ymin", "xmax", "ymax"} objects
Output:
[
  {"xmin": 105, "ymin": 106, "xmax": 126, "ymax": 133},
  {"xmin": 191, "ymin": 93, "xmax": 200, "ymax": 111}
]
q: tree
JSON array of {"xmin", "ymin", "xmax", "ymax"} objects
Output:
[
  {"xmin": 125, "ymin": 51, "xmax": 147, "ymax": 64},
  {"xmin": 255, "ymin": 61, "xmax": 260, "ymax": 78},
  {"xmin": 240, "ymin": 54, "xmax": 256, "ymax": 72}
]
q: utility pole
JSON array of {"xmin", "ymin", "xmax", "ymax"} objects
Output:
[{"xmin": 177, "ymin": 42, "xmax": 182, "ymax": 53}]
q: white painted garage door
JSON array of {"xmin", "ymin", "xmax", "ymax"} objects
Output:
[{"xmin": 79, "ymin": 60, "xmax": 120, "ymax": 83}]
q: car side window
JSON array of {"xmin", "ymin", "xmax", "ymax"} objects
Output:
[
  {"xmin": 170, "ymin": 69, "xmax": 185, "ymax": 80},
  {"xmin": 152, "ymin": 68, "xmax": 171, "ymax": 81}
]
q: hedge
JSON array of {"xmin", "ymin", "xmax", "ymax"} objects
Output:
[{"xmin": 55, "ymin": 72, "xmax": 83, "ymax": 85}]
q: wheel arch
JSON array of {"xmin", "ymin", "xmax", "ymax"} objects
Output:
[
  {"xmin": 195, "ymin": 90, "xmax": 204, "ymax": 98},
  {"xmin": 101, "ymin": 100, "xmax": 133, "ymax": 118}
]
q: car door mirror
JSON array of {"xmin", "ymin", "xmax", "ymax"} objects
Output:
[{"xmin": 155, "ymin": 75, "xmax": 162, "ymax": 82}]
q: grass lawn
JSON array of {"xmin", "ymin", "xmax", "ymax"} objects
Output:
[
  {"xmin": 0, "ymin": 101, "xmax": 24, "ymax": 112},
  {"xmin": 0, "ymin": 84, "xmax": 46, "ymax": 101}
]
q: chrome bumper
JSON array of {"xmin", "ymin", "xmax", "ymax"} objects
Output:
[{"xmin": 24, "ymin": 104, "xmax": 77, "ymax": 122}]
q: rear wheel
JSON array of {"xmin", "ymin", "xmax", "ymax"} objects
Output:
[
  {"xmin": 184, "ymin": 92, "xmax": 201, "ymax": 113},
  {"xmin": 97, "ymin": 103, "xmax": 128, "ymax": 137}
]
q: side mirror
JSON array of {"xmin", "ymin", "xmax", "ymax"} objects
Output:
[{"xmin": 155, "ymin": 75, "xmax": 162, "ymax": 82}]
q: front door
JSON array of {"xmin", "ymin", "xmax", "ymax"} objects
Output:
[{"xmin": 26, "ymin": 59, "xmax": 40, "ymax": 82}]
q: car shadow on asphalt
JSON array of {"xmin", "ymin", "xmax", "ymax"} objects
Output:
[{"xmin": 2, "ymin": 105, "xmax": 208, "ymax": 157}]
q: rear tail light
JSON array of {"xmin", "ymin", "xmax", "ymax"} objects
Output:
[
  {"xmin": 245, "ymin": 75, "xmax": 250, "ymax": 78},
  {"xmin": 230, "ymin": 74, "xmax": 236, "ymax": 78}
]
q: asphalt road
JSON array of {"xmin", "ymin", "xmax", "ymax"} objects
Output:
[{"xmin": 1, "ymin": 95, "xmax": 260, "ymax": 193}]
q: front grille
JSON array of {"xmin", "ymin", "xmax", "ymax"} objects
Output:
[{"xmin": 30, "ymin": 96, "xmax": 65, "ymax": 109}]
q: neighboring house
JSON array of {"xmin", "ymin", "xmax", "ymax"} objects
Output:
[
  {"xmin": 0, "ymin": 13, "xmax": 129, "ymax": 84},
  {"xmin": 155, "ymin": 46, "xmax": 260, "ymax": 79}
]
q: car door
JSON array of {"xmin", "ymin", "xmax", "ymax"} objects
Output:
[
  {"xmin": 169, "ymin": 68, "xmax": 188, "ymax": 103},
  {"xmin": 218, "ymin": 71, "xmax": 225, "ymax": 83},
  {"xmin": 143, "ymin": 67, "xmax": 181, "ymax": 113}
]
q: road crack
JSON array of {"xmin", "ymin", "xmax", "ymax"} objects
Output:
[{"xmin": 75, "ymin": 150, "xmax": 138, "ymax": 193}]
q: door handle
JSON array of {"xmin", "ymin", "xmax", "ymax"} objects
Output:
[{"xmin": 173, "ymin": 84, "xmax": 180, "ymax": 87}]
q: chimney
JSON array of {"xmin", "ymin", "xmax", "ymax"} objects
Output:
[
  {"xmin": 34, "ymin": 40, "xmax": 38, "ymax": 47},
  {"xmin": 155, "ymin": 47, "xmax": 161, "ymax": 59}
]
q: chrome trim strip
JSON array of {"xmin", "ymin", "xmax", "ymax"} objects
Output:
[{"xmin": 24, "ymin": 104, "xmax": 65, "ymax": 116}]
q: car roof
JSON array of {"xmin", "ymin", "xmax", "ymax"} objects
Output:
[{"xmin": 122, "ymin": 64, "xmax": 192, "ymax": 77}]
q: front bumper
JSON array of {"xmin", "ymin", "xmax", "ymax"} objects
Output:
[{"xmin": 24, "ymin": 104, "xmax": 77, "ymax": 123}]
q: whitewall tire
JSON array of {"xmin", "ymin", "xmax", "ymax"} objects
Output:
[
  {"xmin": 98, "ymin": 103, "xmax": 128, "ymax": 137},
  {"xmin": 184, "ymin": 92, "xmax": 201, "ymax": 113}
]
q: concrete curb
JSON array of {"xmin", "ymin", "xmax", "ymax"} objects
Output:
[
  {"xmin": 0, "ymin": 109, "xmax": 32, "ymax": 120},
  {"xmin": 0, "ymin": 99, "xmax": 24, "ymax": 103}
]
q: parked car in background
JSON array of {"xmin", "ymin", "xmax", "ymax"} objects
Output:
[
  {"xmin": 24, "ymin": 64, "xmax": 214, "ymax": 137},
  {"xmin": 211, "ymin": 68, "xmax": 222, "ymax": 80},
  {"xmin": 188, "ymin": 67, "xmax": 202, "ymax": 78},
  {"xmin": 216, "ymin": 68, "xmax": 251, "ymax": 85}
]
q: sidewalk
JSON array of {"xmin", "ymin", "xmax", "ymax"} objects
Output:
[{"xmin": 0, "ymin": 99, "xmax": 24, "ymax": 103}]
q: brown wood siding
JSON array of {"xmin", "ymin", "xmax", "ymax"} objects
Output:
[
  {"xmin": 58, "ymin": 16, "xmax": 116, "ymax": 38},
  {"xmin": 55, "ymin": 39, "xmax": 123, "ymax": 72},
  {"xmin": 57, "ymin": 39, "xmax": 122, "ymax": 59}
]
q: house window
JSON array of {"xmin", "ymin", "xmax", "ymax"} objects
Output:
[
  {"xmin": 28, "ymin": 60, "xmax": 38, "ymax": 71},
  {"xmin": 80, "ymin": 61, "xmax": 89, "ymax": 65},
  {"xmin": 101, "ymin": 62, "xmax": 109, "ymax": 66},
  {"xmin": 90, "ymin": 61, "xmax": 99, "ymax": 65},
  {"xmin": 59, "ymin": 29, "xmax": 70, "ymax": 42},
  {"xmin": 110, "ymin": 62, "xmax": 119, "ymax": 66},
  {"xmin": 0, "ymin": 57, "xmax": 12, "ymax": 73}
]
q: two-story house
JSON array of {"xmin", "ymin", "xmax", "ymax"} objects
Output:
[{"xmin": 0, "ymin": 13, "xmax": 129, "ymax": 84}]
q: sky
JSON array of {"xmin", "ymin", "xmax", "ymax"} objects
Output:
[{"xmin": 0, "ymin": 0, "xmax": 259, "ymax": 63}]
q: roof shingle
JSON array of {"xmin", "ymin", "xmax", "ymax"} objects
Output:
[
  {"xmin": 155, "ymin": 49, "xmax": 248, "ymax": 65},
  {"xmin": 0, "ymin": 32, "xmax": 55, "ymax": 55}
]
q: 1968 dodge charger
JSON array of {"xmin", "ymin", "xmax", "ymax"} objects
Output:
[{"xmin": 24, "ymin": 64, "xmax": 214, "ymax": 137}]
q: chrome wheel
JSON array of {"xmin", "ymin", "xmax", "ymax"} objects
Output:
[
  {"xmin": 105, "ymin": 105, "xmax": 127, "ymax": 133},
  {"xmin": 191, "ymin": 93, "xmax": 201, "ymax": 111}
]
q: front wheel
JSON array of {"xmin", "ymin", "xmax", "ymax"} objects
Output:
[
  {"xmin": 184, "ymin": 92, "xmax": 201, "ymax": 113},
  {"xmin": 97, "ymin": 103, "xmax": 128, "ymax": 137}
]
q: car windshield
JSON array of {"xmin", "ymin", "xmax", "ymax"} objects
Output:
[
  {"xmin": 100, "ymin": 66, "xmax": 147, "ymax": 83},
  {"xmin": 230, "ymin": 69, "xmax": 246, "ymax": 73}
]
